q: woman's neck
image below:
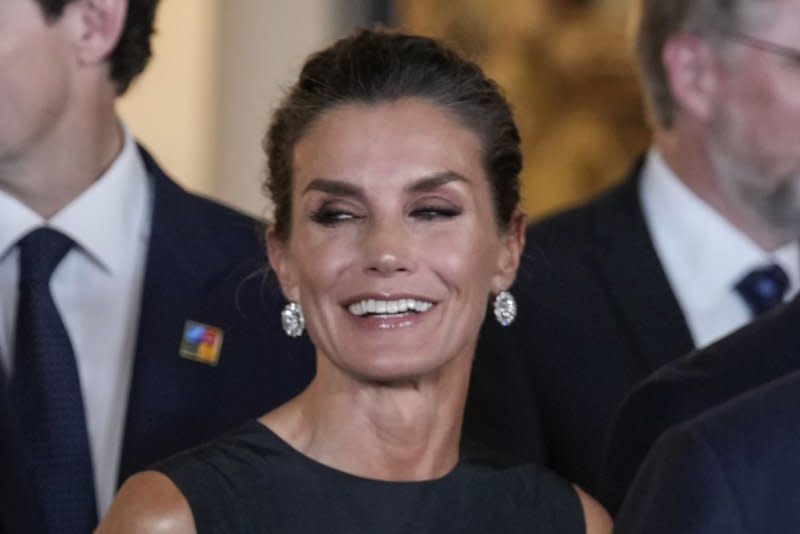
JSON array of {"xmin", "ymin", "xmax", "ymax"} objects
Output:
[{"xmin": 262, "ymin": 356, "xmax": 472, "ymax": 481}]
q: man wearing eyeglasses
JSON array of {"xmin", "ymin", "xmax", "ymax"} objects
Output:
[
  {"xmin": 466, "ymin": 0, "xmax": 800, "ymax": 507},
  {"xmin": 597, "ymin": 0, "xmax": 800, "ymax": 516}
]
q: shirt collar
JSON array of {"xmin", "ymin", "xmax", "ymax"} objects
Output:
[
  {"xmin": 0, "ymin": 190, "xmax": 41, "ymax": 263},
  {"xmin": 640, "ymin": 148, "xmax": 800, "ymax": 310},
  {"xmin": 0, "ymin": 127, "xmax": 151, "ymax": 274}
]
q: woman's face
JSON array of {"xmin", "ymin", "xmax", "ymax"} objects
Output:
[{"xmin": 269, "ymin": 98, "xmax": 523, "ymax": 383}]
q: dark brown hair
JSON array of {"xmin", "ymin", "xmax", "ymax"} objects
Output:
[{"xmin": 264, "ymin": 28, "xmax": 522, "ymax": 242}]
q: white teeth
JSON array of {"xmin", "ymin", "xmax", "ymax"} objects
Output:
[{"xmin": 347, "ymin": 298, "xmax": 433, "ymax": 316}]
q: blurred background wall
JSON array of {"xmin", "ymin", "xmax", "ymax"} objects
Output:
[{"xmin": 119, "ymin": 0, "xmax": 647, "ymax": 221}]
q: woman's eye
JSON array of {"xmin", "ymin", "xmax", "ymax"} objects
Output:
[
  {"xmin": 410, "ymin": 206, "xmax": 462, "ymax": 220},
  {"xmin": 309, "ymin": 208, "xmax": 361, "ymax": 226}
]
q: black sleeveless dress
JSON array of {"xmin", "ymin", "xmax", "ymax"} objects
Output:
[{"xmin": 156, "ymin": 420, "xmax": 584, "ymax": 533}]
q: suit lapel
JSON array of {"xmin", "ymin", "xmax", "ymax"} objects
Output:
[
  {"xmin": 588, "ymin": 163, "xmax": 695, "ymax": 374},
  {"xmin": 116, "ymin": 148, "xmax": 238, "ymax": 483}
]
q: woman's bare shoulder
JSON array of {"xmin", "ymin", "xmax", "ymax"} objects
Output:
[
  {"xmin": 573, "ymin": 485, "xmax": 613, "ymax": 534},
  {"xmin": 95, "ymin": 470, "xmax": 195, "ymax": 534}
]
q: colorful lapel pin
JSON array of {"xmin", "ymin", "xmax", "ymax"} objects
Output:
[{"xmin": 179, "ymin": 320, "xmax": 224, "ymax": 366}]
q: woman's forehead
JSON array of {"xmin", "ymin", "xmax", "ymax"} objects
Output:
[{"xmin": 291, "ymin": 98, "xmax": 484, "ymax": 183}]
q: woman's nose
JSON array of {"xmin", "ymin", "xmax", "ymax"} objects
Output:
[{"xmin": 363, "ymin": 221, "xmax": 416, "ymax": 275}]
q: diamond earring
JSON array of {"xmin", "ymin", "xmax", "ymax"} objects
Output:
[
  {"xmin": 493, "ymin": 290, "xmax": 517, "ymax": 326},
  {"xmin": 281, "ymin": 301, "xmax": 305, "ymax": 337}
]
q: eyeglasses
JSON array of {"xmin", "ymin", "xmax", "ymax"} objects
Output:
[{"xmin": 720, "ymin": 30, "xmax": 800, "ymax": 66}]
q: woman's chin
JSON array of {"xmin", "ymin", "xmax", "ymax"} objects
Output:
[{"xmin": 335, "ymin": 350, "xmax": 467, "ymax": 388}]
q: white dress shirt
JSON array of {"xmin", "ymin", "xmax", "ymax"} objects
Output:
[
  {"xmin": 640, "ymin": 149, "xmax": 799, "ymax": 349},
  {"xmin": 0, "ymin": 130, "xmax": 152, "ymax": 516}
]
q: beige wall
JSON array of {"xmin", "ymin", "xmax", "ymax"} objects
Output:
[
  {"xmin": 118, "ymin": 0, "xmax": 220, "ymax": 195},
  {"xmin": 118, "ymin": 1, "xmax": 344, "ymax": 217},
  {"xmin": 213, "ymin": 1, "xmax": 341, "ymax": 217}
]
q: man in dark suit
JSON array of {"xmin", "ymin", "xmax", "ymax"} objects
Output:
[
  {"xmin": 603, "ymin": 294, "xmax": 800, "ymax": 513},
  {"xmin": 465, "ymin": 0, "xmax": 800, "ymax": 495},
  {"xmin": 0, "ymin": 1, "xmax": 314, "ymax": 532},
  {"xmin": 614, "ymin": 368, "xmax": 800, "ymax": 533}
]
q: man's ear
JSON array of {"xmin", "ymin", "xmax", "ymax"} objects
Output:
[
  {"xmin": 490, "ymin": 210, "xmax": 526, "ymax": 294},
  {"xmin": 62, "ymin": 0, "xmax": 128, "ymax": 66},
  {"xmin": 266, "ymin": 228, "xmax": 300, "ymax": 303},
  {"xmin": 662, "ymin": 33, "xmax": 722, "ymax": 123}
]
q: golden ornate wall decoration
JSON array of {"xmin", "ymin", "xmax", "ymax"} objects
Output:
[{"xmin": 399, "ymin": 0, "xmax": 650, "ymax": 219}]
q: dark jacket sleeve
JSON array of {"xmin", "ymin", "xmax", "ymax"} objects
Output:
[
  {"xmin": 614, "ymin": 424, "xmax": 745, "ymax": 534},
  {"xmin": 600, "ymin": 372, "xmax": 696, "ymax": 513}
]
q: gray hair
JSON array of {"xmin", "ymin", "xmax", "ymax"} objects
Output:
[{"xmin": 634, "ymin": 0, "xmax": 772, "ymax": 128}]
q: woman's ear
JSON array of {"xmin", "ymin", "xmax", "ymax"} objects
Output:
[
  {"xmin": 266, "ymin": 228, "xmax": 300, "ymax": 303},
  {"xmin": 491, "ymin": 210, "xmax": 526, "ymax": 294},
  {"xmin": 62, "ymin": 0, "xmax": 128, "ymax": 67}
]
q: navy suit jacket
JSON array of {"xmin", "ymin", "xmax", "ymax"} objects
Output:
[
  {"xmin": 0, "ymin": 147, "xmax": 316, "ymax": 532},
  {"xmin": 464, "ymin": 162, "xmax": 694, "ymax": 495},
  {"xmin": 615, "ymin": 368, "xmax": 800, "ymax": 533},
  {"xmin": 117, "ymin": 147, "xmax": 315, "ymax": 482},
  {"xmin": 602, "ymin": 294, "xmax": 800, "ymax": 514}
]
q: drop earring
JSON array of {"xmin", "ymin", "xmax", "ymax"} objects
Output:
[
  {"xmin": 281, "ymin": 301, "xmax": 305, "ymax": 337},
  {"xmin": 493, "ymin": 290, "xmax": 517, "ymax": 326}
]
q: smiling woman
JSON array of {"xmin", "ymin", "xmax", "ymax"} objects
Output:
[
  {"xmin": 96, "ymin": 29, "xmax": 611, "ymax": 534},
  {"xmin": 274, "ymin": 98, "xmax": 509, "ymax": 384}
]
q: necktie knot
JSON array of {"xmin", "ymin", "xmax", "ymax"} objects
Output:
[
  {"xmin": 17, "ymin": 228, "xmax": 74, "ymax": 284},
  {"xmin": 735, "ymin": 263, "xmax": 789, "ymax": 317}
]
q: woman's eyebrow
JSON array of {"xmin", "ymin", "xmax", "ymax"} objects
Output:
[
  {"xmin": 301, "ymin": 171, "xmax": 469, "ymax": 197},
  {"xmin": 406, "ymin": 172, "xmax": 469, "ymax": 193},
  {"xmin": 302, "ymin": 178, "xmax": 364, "ymax": 198}
]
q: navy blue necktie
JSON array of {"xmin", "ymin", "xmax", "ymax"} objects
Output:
[
  {"xmin": 8, "ymin": 228, "xmax": 97, "ymax": 533},
  {"xmin": 734, "ymin": 263, "xmax": 789, "ymax": 317}
]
